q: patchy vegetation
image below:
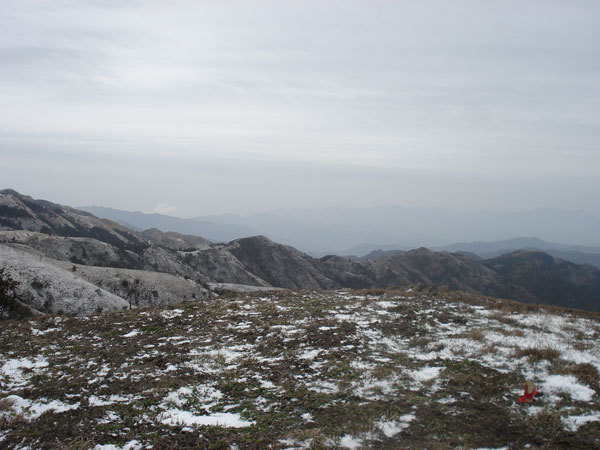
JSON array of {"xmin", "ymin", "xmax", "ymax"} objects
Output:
[{"xmin": 1, "ymin": 288, "xmax": 599, "ymax": 448}]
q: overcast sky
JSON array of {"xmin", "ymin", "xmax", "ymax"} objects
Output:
[{"xmin": 1, "ymin": 0, "xmax": 599, "ymax": 217}]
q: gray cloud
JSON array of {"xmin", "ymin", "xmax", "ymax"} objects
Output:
[{"xmin": 1, "ymin": 0, "xmax": 599, "ymax": 220}]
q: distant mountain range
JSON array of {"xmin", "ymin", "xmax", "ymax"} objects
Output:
[
  {"xmin": 357, "ymin": 237, "xmax": 600, "ymax": 269},
  {"xmin": 80, "ymin": 204, "xmax": 600, "ymax": 269},
  {"xmin": 78, "ymin": 204, "xmax": 600, "ymax": 254},
  {"xmin": 437, "ymin": 237, "xmax": 600, "ymax": 269},
  {"xmin": 1, "ymin": 189, "xmax": 599, "ymax": 315},
  {"xmin": 79, "ymin": 205, "xmax": 260, "ymax": 243}
]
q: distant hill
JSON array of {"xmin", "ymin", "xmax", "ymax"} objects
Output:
[
  {"xmin": 359, "ymin": 249, "xmax": 406, "ymax": 261},
  {"xmin": 436, "ymin": 237, "xmax": 600, "ymax": 256},
  {"xmin": 227, "ymin": 235, "xmax": 337, "ymax": 290},
  {"xmin": 438, "ymin": 237, "xmax": 600, "ymax": 268},
  {"xmin": 195, "ymin": 206, "xmax": 600, "ymax": 253},
  {"xmin": 0, "ymin": 190, "xmax": 342, "ymax": 315},
  {"xmin": 79, "ymin": 205, "xmax": 259, "ymax": 243},
  {"xmin": 358, "ymin": 237, "xmax": 600, "ymax": 269},
  {"xmin": 78, "ymin": 204, "xmax": 600, "ymax": 255},
  {"xmin": 483, "ymin": 250, "xmax": 600, "ymax": 312}
]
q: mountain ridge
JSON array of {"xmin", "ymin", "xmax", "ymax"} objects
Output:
[{"xmin": 2, "ymin": 189, "xmax": 599, "ymax": 314}]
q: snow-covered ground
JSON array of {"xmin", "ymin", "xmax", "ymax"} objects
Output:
[
  {"xmin": 0, "ymin": 244, "xmax": 130, "ymax": 315},
  {"xmin": 0, "ymin": 289, "xmax": 599, "ymax": 448},
  {"xmin": 0, "ymin": 243, "xmax": 212, "ymax": 316}
]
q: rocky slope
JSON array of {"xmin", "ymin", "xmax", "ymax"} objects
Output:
[
  {"xmin": 484, "ymin": 250, "xmax": 600, "ymax": 312},
  {"xmin": 338, "ymin": 248, "xmax": 600, "ymax": 311},
  {"xmin": 0, "ymin": 244, "xmax": 130, "ymax": 315},
  {"xmin": 0, "ymin": 189, "xmax": 146, "ymax": 250},
  {"xmin": 0, "ymin": 191, "xmax": 341, "ymax": 315},
  {"xmin": 225, "ymin": 236, "xmax": 337, "ymax": 290},
  {"xmin": 317, "ymin": 254, "xmax": 375, "ymax": 289},
  {"xmin": 0, "ymin": 244, "xmax": 213, "ymax": 316},
  {"xmin": 140, "ymin": 228, "xmax": 211, "ymax": 250}
]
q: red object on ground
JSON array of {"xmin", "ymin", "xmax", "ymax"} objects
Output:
[{"xmin": 519, "ymin": 381, "xmax": 538, "ymax": 403}]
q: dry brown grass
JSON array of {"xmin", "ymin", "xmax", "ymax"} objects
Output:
[
  {"xmin": 571, "ymin": 363, "xmax": 599, "ymax": 388},
  {"xmin": 0, "ymin": 396, "xmax": 15, "ymax": 412},
  {"xmin": 478, "ymin": 343, "xmax": 499, "ymax": 356},
  {"xmin": 371, "ymin": 364, "xmax": 395, "ymax": 380},
  {"xmin": 494, "ymin": 328, "xmax": 524, "ymax": 337},
  {"xmin": 484, "ymin": 298, "xmax": 584, "ymax": 318},
  {"xmin": 468, "ymin": 330, "xmax": 485, "ymax": 341},
  {"xmin": 514, "ymin": 346, "xmax": 561, "ymax": 362},
  {"xmin": 357, "ymin": 288, "xmax": 388, "ymax": 296},
  {"xmin": 528, "ymin": 408, "xmax": 562, "ymax": 441},
  {"xmin": 490, "ymin": 311, "xmax": 519, "ymax": 326}
]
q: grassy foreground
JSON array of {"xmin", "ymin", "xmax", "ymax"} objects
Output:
[{"xmin": 1, "ymin": 288, "xmax": 599, "ymax": 449}]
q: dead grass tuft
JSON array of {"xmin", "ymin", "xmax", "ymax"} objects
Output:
[
  {"xmin": 570, "ymin": 363, "xmax": 600, "ymax": 393},
  {"xmin": 528, "ymin": 408, "xmax": 562, "ymax": 439},
  {"xmin": 494, "ymin": 327, "xmax": 524, "ymax": 337},
  {"xmin": 371, "ymin": 364, "xmax": 395, "ymax": 380},
  {"xmin": 514, "ymin": 346, "xmax": 560, "ymax": 362},
  {"xmin": 0, "ymin": 396, "xmax": 15, "ymax": 412},
  {"xmin": 477, "ymin": 343, "xmax": 499, "ymax": 357},
  {"xmin": 468, "ymin": 330, "xmax": 485, "ymax": 341},
  {"xmin": 490, "ymin": 312, "xmax": 519, "ymax": 326},
  {"xmin": 357, "ymin": 288, "xmax": 387, "ymax": 296}
]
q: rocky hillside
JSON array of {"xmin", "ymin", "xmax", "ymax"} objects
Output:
[
  {"xmin": 1, "ymin": 189, "xmax": 600, "ymax": 314},
  {"xmin": 0, "ymin": 189, "xmax": 146, "ymax": 250},
  {"xmin": 140, "ymin": 228, "xmax": 211, "ymax": 250},
  {"xmin": 483, "ymin": 250, "xmax": 600, "ymax": 312},
  {"xmin": 226, "ymin": 236, "xmax": 337, "ymax": 290},
  {"xmin": 0, "ymin": 191, "xmax": 341, "ymax": 316},
  {"xmin": 0, "ymin": 191, "xmax": 337, "ymax": 291},
  {"xmin": 318, "ymin": 248, "xmax": 600, "ymax": 312},
  {"xmin": 1, "ymin": 289, "xmax": 599, "ymax": 448},
  {"xmin": 0, "ymin": 244, "xmax": 130, "ymax": 316},
  {"xmin": 0, "ymin": 244, "xmax": 212, "ymax": 317}
]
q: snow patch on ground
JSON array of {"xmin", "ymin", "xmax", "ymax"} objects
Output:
[
  {"xmin": 542, "ymin": 375, "xmax": 596, "ymax": 402},
  {"xmin": 1, "ymin": 357, "xmax": 49, "ymax": 388},
  {"xmin": 158, "ymin": 410, "xmax": 254, "ymax": 428},
  {"xmin": 89, "ymin": 395, "xmax": 138, "ymax": 407},
  {"xmin": 161, "ymin": 309, "xmax": 184, "ymax": 319},
  {"xmin": 377, "ymin": 414, "xmax": 416, "ymax": 437},
  {"xmin": 162, "ymin": 385, "xmax": 223, "ymax": 409},
  {"xmin": 30, "ymin": 327, "xmax": 61, "ymax": 335},
  {"xmin": 94, "ymin": 440, "xmax": 142, "ymax": 450},
  {"xmin": 339, "ymin": 434, "xmax": 363, "ymax": 449},
  {"xmin": 122, "ymin": 329, "xmax": 140, "ymax": 338},
  {"xmin": 2, "ymin": 395, "xmax": 79, "ymax": 420},
  {"xmin": 562, "ymin": 411, "xmax": 600, "ymax": 431},
  {"xmin": 409, "ymin": 366, "xmax": 443, "ymax": 383}
]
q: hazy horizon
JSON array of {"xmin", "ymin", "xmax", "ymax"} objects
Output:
[
  {"xmin": 78, "ymin": 202, "xmax": 600, "ymax": 250},
  {"xmin": 2, "ymin": 1, "xmax": 600, "ymax": 219},
  {"xmin": 80, "ymin": 200, "xmax": 600, "ymax": 222}
]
